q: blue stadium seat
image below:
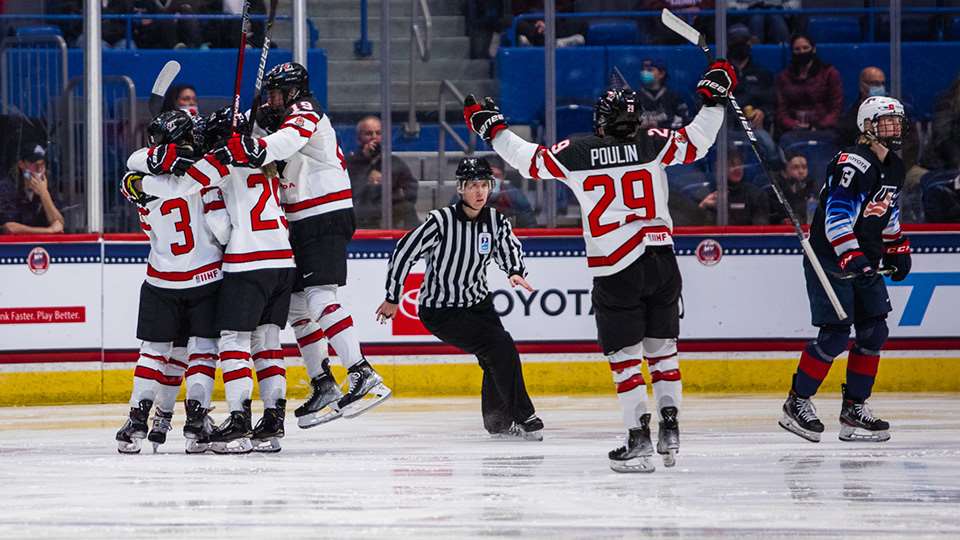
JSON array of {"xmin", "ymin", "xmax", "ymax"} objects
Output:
[
  {"xmin": 806, "ymin": 16, "xmax": 861, "ymax": 43},
  {"xmin": 667, "ymin": 164, "xmax": 709, "ymax": 191},
  {"xmin": 556, "ymin": 104, "xmax": 594, "ymax": 140},
  {"xmin": 15, "ymin": 25, "xmax": 63, "ymax": 38},
  {"xmin": 586, "ymin": 21, "xmax": 640, "ymax": 46},
  {"xmin": 950, "ymin": 17, "xmax": 960, "ymax": 40},
  {"xmin": 779, "ymin": 132, "xmax": 838, "ymax": 188}
]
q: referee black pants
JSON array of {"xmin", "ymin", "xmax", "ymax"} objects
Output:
[{"xmin": 419, "ymin": 296, "xmax": 536, "ymax": 434}]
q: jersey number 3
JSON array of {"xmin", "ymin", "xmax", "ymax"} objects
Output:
[
  {"xmin": 160, "ymin": 198, "xmax": 194, "ymax": 256},
  {"xmin": 583, "ymin": 170, "xmax": 656, "ymax": 237}
]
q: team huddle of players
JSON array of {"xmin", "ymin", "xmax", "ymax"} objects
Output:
[{"xmin": 117, "ymin": 56, "xmax": 912, "ymax": 471}]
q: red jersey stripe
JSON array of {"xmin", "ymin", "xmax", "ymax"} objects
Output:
[
  {"xmin": 222, "ymin": 249, "xmax": 293, "ymax": 263},
  {"xmin": 146, "ymin": 260, "xmax": 222, "ymax": 281},
  {"xmin": 680, "ymin": 128, "xmax": 698, "ymax": 164},
  {"xmin": 283, "ymin": 189, "xmax": 352, "ymax": 213},
  {"xmin": 204, "ymin": 154, "xmax": 230, "ymax": 177},
  {"xmin": 586, "ymin": 225, "xmax": 672, "ymax": 268},
  {"xmin": 280, "ymin": 123, "xmax": 314, "ymax": 139}
]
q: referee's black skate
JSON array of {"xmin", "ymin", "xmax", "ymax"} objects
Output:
[
  {"xmin": 336, "ymin": 360, "xmax": 392, "ymax": 418},
  {"xmin": 609, "ymin": 413, "xmax": 655, "ymax": 473},
  {"xmin": 252, "ymin": 399, "xmax": 286, "ymax": 453},
  {"xmin": 183, "ymin": 399, "xmax": 214, "ymax": 454},
  {"xmin": 116, "ymin": 399, "xmax": 152, "ymax": 454},
  {"xmin": 779, "ymin": 390, "xmax": 825, "ymax": 443},
  {"xmin": 493, "ymin": 415, "xmax": 545, "ymax": 441},
  {"xmin": 295, "ymin": 365, "xmax": 344, "ymax": 428},
  {"xmin": 209, "ymin": 400, "xmax": 253, "ymax": 454},
  {"xmin": 146, "ymin": 409, "xmax": 173, "ymax": 453},
  {"xmin": 839, "ymin": 385, "xmax": 890, "ymax": 442},
  {"xmin": 657, "ymin": 406, "xmax": 680, "ymax": 467}
]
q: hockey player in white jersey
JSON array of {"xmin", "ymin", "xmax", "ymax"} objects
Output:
[
  {"xmin": 215, "ymin": 62, "xmax": 391, "ymax": 427},
  {"xmin": 127, "ymin": 107, "xmax": 297, "ymax": 453},
  {"xmin": 117, "ymin": 109, "xmax": 226, "ymax": 454},
  {"xmin": 464, "ymin": 60, "xmax": 737, "ymax": 472}
]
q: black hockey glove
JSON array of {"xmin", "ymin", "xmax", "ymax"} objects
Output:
[
  {"xmin": 838, "ymin": 249, "xmax": 875, "ymax": 278},
  {"xmin": 120, "ymin": 170, "xmax": 156, "ymax": 207},
  {"xmin": 882, "ymin": 237, "xmax": 911, "ymax": 281},
  {"xmin": 217, "ymin": 133, "xmax": 267, "ymax": 168},
  {"xmin": 464, "ymin": 94, "xmax": 508, "ymax": 143},
  {"xmin": 696, "ymin": 59, "xmax": 738, "ymax": 107},
  {"xmin": 146, "ymin": 143, "xmax": 196, "ymax": 176}
]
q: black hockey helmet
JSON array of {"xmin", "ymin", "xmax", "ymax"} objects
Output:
[
  {"xmin": 263, "ymin": 62, "xmax": 311, "ymax": 107},
  {"xmin": 202, "ymin": 106, "xmax": 249, "ymax": 150},
  {"xmin": 255, "ymin": 104, "xmax": 285, "ymax": 135},
  {"xmin": 147, "ymin": 109, "xmax": 195, "ymax": 147},
  {"xmin": 455, "ymin": 156, "xmax": 496, "ymax": 191},
  {"xmin": 593, "ymin": 88, "xmax": 641, "ymax": 140}
]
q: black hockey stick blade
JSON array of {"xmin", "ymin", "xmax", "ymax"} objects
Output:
[{"xmin": 149, "ymin": 60, "xmax": 181, "ymax": 116}]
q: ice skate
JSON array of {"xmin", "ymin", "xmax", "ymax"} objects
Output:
[
  {"xmin": 183, "ymin": 400, "xmax": 215, "ymax": 454},
  {"xmin": 839, "ymin": 385, "xmax": 890, "ymax": 442},
  {"xmin": 657, "ymin": 406, "xmax": 680, "ymax": 467},
  {"xmin": 295, "ymin": 371, "xmax": 343, "ymax": 428},
  {"xmin": 146, "ymin": 409, "xmax": 173, "ymax": 453},
  {"xmin": 492, "ymin": 415, "xmax": 544, "ymax": 441},
  {"xmin": 609, "ymin": 413, "xmax": 655, "ymax": 473},
  {"xmin": 252, "ymin": 399, "xmax": 285, "ymax": 453},
  {"xmin": 116, "ymin": 399, "xmax": 152, "ymax": 454},
  {"xmin": 209, "ymin": 400, "xmax": 253, "ymax": 454},
  {"xmin": 336, "ymin": 360, "xmax": 392, "ymax": 419},
  {"xmin": 779, "ymin": 390, "xmax": 825, "ymax": 443}
]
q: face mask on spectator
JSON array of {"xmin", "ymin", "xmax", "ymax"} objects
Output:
[
  {"xmin": 640, "ymin": 70, "xmax": 656, "ymax": 87},
  {"xmin": 792, "ymin": 51, "xmax": 814, "ymax": 67},
  {"xmin": 729, "ymin": 43, "xmax": 751, "ymax": 61},
  {"xmin": 867, "ymin": 85, "xmax": 887, "ymax": 98}
]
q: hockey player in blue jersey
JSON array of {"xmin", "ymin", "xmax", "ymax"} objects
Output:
[{"xmin": 779, "ymin": 96, "xmax": 912, "ymax": 443}]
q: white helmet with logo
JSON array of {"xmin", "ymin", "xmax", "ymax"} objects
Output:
[{"xmin": 857, "ymin": 96, "xmax": 906, "ymax": 149}]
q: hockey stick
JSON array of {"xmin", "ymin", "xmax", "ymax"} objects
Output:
[
  {"xmin": 830, "ymin": 267, "xmax": 896, "ymax": 281},
  {"xmin": 660, "ymin": 9, "xmax": 849, "ymax": 320},
  {"xmin": 248, "ymin": 0, "xmax": 280, "ymax": 134},
  {"xmin": 230, "ymin": 0, "xmax": 252, "ymax": 132},
  {"xmin": 148, "ymin": 60, "xmax": 181, "ymax": 116}
]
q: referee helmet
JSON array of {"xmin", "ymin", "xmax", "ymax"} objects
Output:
[{"xmin": 455, "ymin": 157, "xmax": 496, "ymax": 191}]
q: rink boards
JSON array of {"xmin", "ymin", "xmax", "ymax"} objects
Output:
[{"xmin": 1, "ymin": 226, "xmax": 959, "ymax": 405}]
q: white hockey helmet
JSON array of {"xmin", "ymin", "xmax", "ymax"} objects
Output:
[{"xmin": 856, "ymin": 96, "xmax": 906, "ymax": 149}]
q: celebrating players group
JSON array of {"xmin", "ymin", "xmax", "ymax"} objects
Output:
[{"xmin": 118, "ymin": 56, "xmax": 913, "ymax": 472}]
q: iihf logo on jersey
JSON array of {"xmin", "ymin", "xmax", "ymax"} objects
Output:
[
  {"xmin": 863, "ymin": 186, "xmax": 897, "ymax": 218},
  {"xmin": 27, "ymin": 246, "xmax": 50, "ymax": 275},
  {"xmin": 478, "ymin": 232, "xmax": 492, "ymax": 255}
]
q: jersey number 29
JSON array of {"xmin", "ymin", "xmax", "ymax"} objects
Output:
[{"xmin": 583, "ymin": 170, "xmax": 656, "ymax": 237}]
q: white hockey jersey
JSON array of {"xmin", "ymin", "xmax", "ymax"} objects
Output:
[
  {"xmin": 127, "ymin": 148, "xmax": 227, "ymax": 290},
  {"xmin": 259, "ymin": 97, "xmax": 353, "ymax": 221},
  {"xmin": 134, "ymin": 150, "xmax": 295, "ymax": 274},
  {"xmin": 493, "ymin": 105, "xmax": 724, "ymax": 277}
]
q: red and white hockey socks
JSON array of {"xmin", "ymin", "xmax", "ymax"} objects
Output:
[
  {"xmin": 289, "ymin": 292, "xmax": 330, "ymax": 378},
  {"xmin": 252, "ymin": 324, "xmax": 286, "ymax": 409},
  {"xmin": 185, "ymin": 337, "xmax": 218, "ymax": 408},
  {"xmin": 607, "ymin": 343, "xmax": 648, "ymax": 430},
  {"xmin": 130, "ymin": 341, "xmax": 172, "ymax": 407},
  {"xmin": 153, "ymin": 345, "xmax": 187, "ymax": 413},
  {"xmin": 644, "ymin": 338, "xmax": 682, "ymax": 413},
  {"xmin": 305, "ymin": 285, "xmax": 362, "ymax": 369},
  {"xmin": 218, "ymin": 330, "xmax": 253, "ymax": 412}
]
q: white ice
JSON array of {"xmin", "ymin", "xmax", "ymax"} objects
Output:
[{"xmin": 1, "ymin": 395, "xmax": 959, "ymax": 539}]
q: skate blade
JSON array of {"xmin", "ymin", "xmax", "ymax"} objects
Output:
[
  {"xmin": 185, "ymin": 440, "xmax": 210, "ymax": 454},
  {"xmin": 252, "ymin": 438, "xmax": 282, "ymax": 453},
  {"xmin": 610, "ymin": 456, "xmax": 656, "ymax": 473},
  {"xmin": 779, "ymin": 416, "xmax": 822, "ymax": 443},
  {"xmin": 340, "ymin": 384, "xmax": 392, "ymax": 419},
  {"xmin": 523, "ymin": 429, "xmax": 544, "ymax": 442},
  {"xmin": 297, "ymin": 408, "xmax": 343, "ymax": 428},
  {"xmin": 661, "ymin": 449, "xmax": 677, "ymax": 468},
  {"xmin": 210, "ymin": 438, "xmax": 253, "ymax": 455},
  {"xmin": 117, "ymin": 440, "xmax": 142, "ymax": 454},
  {"xmin": 490, "ymin": 429, "xmax": 543, "ymax": 442},
  {"xmin": 839, "ymin": 424, "xmax": 890, "ymax": 442}
]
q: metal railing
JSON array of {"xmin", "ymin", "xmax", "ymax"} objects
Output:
[
  {"xmin": 0, "ymin": 34, "xmax": 68, "ymax": 118},
  {"xmin": 436, "ymin": 79, "xmax": 476, "ymax": 185},
  {"xmin": 404, "ymin": 0, "xmax": 433, "ymax": 137}
]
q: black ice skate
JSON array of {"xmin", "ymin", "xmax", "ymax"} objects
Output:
[
  {"xmin": 183, "ymin": 399, "xmax": 215, "ymax": 454},
  {"xmin": 779, "ymin": 390, "xmax": 825, "ymax": 443},
  {"xmin": 609, "ymin": 413, "xmax": 655, "ymax": 473},
  {"xmin": 116, "ymin": 399, "xmax": 152, "ymax": 454},
  {"xmin": 336, "ymin": 360, "xmax": 392, "ymax": 419},
  {"xmin": 209, "ymin": 400, "xmax": 253, "ymax": 454},
  {"xmin": 839, "ymin": 385, "xmax": 890, "ymax": 442},
  {"xmin": 493, "ymin": 415, "xmax": 545, "ymax": 441},
  {"xmin": 147, "ymin": 409, "xmax": 173, "ymax": 453},
  {"xmin": 657, "ymin": 406, "xmax": 680, "ymax": 468},
  {"xmin": 252, "ymin": 399, "xmax": 286, "ymax": 453},
  {"xmin": 295, "ymin": 367, "xmax": 344, "ymax": 428}
]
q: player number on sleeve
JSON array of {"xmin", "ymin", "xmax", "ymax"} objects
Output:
[
  {"xmin": 159, "ymin": 198, "xmax": 195, "ymax": 256},
  {"xmin": 840, "ymin": 167, "xmax": 856, "ymax": 188},
  {"xmin": 583, "ymin": 170, "xmax": 656, "ymax": 237}
]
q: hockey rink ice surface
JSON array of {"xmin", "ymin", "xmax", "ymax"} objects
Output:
[{"xmin": 1, "ymin": 395, "xmax": 959, "ymax": 539}]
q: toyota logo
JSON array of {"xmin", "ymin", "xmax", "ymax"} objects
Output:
[{"xmin": 399, "ymin": 287, "xmax": 420, "ymax": 320}]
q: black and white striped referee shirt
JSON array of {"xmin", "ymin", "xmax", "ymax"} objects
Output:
[{"xmin": 385, "ymin": 202, "xmax": 527, "ymax": 308}]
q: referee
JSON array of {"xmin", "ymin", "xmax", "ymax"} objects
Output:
[{"xmin": 376, "ymin": 157, "xmax": 543, "ymax": 441}]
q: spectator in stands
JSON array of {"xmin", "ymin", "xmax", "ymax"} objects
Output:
[
  {"xmin": 0, "ymin": 144, "xmax": 64, "ymax": 235},
  {"xmin": 728, "ymin": 0, "xmax": 798, "ymax": 44},
  {"xmin": 102, "ymin": 0, "xmax": 207, "ymax": 49},
  {"xmin": 698, "ymin": 148, "xmax": 770, "ymax": 225},
  {"xmin": 775, "ymin": 33, "xmax": 843, "ymax": 135},
  {"xmin": 206, "ymin": 0, "xmax": 266, "ymax": 49},
  {"xmin": 161, "ymin": 84, "xmax": 199, "ymax": 114},
  {"xmin": 836, "ymin": 67, "xmax": 887, "ymax": 148},
  {"xmin": 637, "ymin": 58, "xmax": 689, "ymax": 130},
  {"xmin": 513, "ymin": 0, "xmax": 586, "ymax": 47},
  {"xmin": 727, "ymin": 24, "xmax": 779, "ymax": 164},
  {"xmin": 347, "ymin": 116, "xmax": 420, "ymax": 229},
  {"xmin": 921, "ymin": 170, "xmax": 960, "ymax": 223},
  {"xmin": 766, "ymin": 152, "xmax": 815, "ymax": 225},
  {"xmin": 488, "ymin": 157, "xmax": 536, "ymax": 228},
  {"xmin": 912, "ymin": 76, "xmax": 960, "ymax": 186}
]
